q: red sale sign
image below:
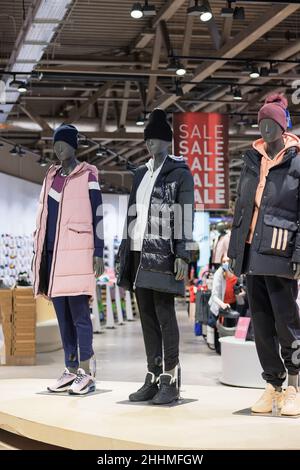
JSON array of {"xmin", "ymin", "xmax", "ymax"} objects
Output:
[{"xmin": 173, "ymin": 112, "xmax": 229, "ymax": 210}]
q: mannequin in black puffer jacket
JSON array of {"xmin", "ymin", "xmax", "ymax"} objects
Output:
[{"xmin": 117, "ymin": 109, "xmax": 194, "ymax": 405}]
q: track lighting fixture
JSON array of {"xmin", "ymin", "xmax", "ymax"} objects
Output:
[
  {"xmin": 79, "ymin": 137, "xmax": 90, "ymax": 148},
  {"xmin": 10, "ymin": 144, "xmax": 25, "ymax": 156},
  {"xmin": 233, "ymin": 6, "xmax": 245, "ymax": 20},
  {"xmin": 37, "ymin": 157, "xmax": 47, "ymax": 167},
  {"xmin": 131, "ymin": 2, "xmax": 143, "ymax": 18},
  {"xmin": 130, "ymin": 1, "xmax": 156, "ymax": 19},
  {"xmin": 18, "ymin": 82, "xmax": 27, "ymax": 93},
  {"xmin": 96, "ymin": 146, "xmax": 107, "ymax": 157},
  {"xmin": 136, "ymin": 111, "xmax": 146, "ymax": 126},
  {"xmin": 175, "ymin": 79, "xmax": 184, "ymax": 97},
  {"xmin": 187, "ymin": 0, "xmax": 213, "ymax": 22},
  {"xmin": 233, "ymin": 87, "xmax": 242, "ymax": 100},
  {"xmin": 142, "ymin": 0, "xmax": 156, "ymax": 17},
  {"xmin": 176, "ymin": 62, "xmax": 187, "ymax": 76},
  {"xmin": 249, "ymin": 66, "xmax": 260, "ymax": 79}
]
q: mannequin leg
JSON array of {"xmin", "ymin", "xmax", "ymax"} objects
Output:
[
  {"xmin": 68, "ymin": 295, "xmax": 94, "ymax": 374},
  {"xmin": 47, "ymin": 250, "xmax": 78, "ymax": 371},
  {"xmin": 52, "ymin": 296, "xmax": 79, "ymax": 371},
  {"xmin": 265, "ymin": 276, "xmax": 300, "ymax": 382},
  {"xmin": 135, "ymin": 286, "xmax": 163, "ymax": 376},
  {"xmin": 246, "ymin": 274, "xmax": 286, "ymax": 387},
  {"xmin": 153, "ymin": 290, "xmax": 179, "ymax": 374}
]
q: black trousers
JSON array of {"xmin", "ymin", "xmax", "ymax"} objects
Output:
[
  {"xmin": 246, "ymin": 274, "xmax": 300, "ymax": 387},
  {"xmin": 132, "ymin": 251, "xmax": 179, "ymax": 376}
]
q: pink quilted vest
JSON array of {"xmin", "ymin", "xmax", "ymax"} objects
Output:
[{"xmin": 33, "ymin": 162, "xmax": 97, "ymax": 298}]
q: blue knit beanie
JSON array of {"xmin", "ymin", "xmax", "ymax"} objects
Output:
[{"xmin": 53, "ymin": 124, "xmax": 78, "ymax": 149}]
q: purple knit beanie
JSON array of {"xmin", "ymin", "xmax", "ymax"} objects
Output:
[{"xmin": 258, "ymin": 93, "xmax": 288, "ymax": 131}]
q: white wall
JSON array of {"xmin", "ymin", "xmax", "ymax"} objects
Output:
[
  {"xmin": 0, "ymin": 172, "xmax": 41, "ymax": 235},
  {"xmin": 0, "ymin": 172, "xmax": 128, "ymax": 241}
]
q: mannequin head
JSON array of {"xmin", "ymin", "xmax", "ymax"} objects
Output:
[
  {"xmin": 54, "ymin": 140, "xmax": 76, "ymax": 162},
  {"xmin": 258, "ymin": 93, "xmax": 288, "ymax": 144},
  {"xmin": 259, "ymin": 118, "xmax": 283, "ymax": 144},
  {"xmin": 146, "ymin": 138, "xmax": 170, "ymax": 157}
]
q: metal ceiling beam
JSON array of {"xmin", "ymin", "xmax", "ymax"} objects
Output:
[
  {"xmin": 131, "ymin": 0, "xmax": 187, "ymax": 51},
  {"xmin": 147, "ymin": 24, "xmax": 163, "ymax": 106},
  {"xmin": 18, "ymin": 103, "xmax": 52, "ymax": 133},
  {"xmin": 150, "ymin": 3, "xmax": 300, "ymax": 111},
  {"xmin": 119, "ymin": 81, "xmax": 131, "ymax": 128},
  {"xmin": 66, "ymin": 81, "xmax": 114, "ymax": 123}
]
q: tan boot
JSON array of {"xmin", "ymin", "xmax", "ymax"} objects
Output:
[
  {"xmin": 251, "ymin": 383, "xmax": 284, "ymax": 413},
  {"xmin": 281, "ymin": 386, "xmax": 300, "ymax": 416}
]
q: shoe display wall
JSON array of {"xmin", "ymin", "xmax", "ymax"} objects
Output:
[{"xmin": 0, "ymin": 234, "xmax": 33, "ymax": 288}]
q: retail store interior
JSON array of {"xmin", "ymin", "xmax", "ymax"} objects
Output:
[{"xmin": 1, "ymin": 0, "xmax": 300, "ymax": 451}]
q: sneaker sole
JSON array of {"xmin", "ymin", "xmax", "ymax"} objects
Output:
[
  {"xmin": 68, "ymin": 384, "xmax": 96, "ymax": 395},
  {"xmin": 151, "ymin": 396, "xmax": 179, "ymax": 406},
  {"xmin": 47, "ymin": 385, "xmax": 72, "ymax": 393}
]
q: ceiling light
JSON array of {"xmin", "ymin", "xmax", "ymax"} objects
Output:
[
  {"xmin": 18, "ymin": 82, "xmax": 28, "ymax": 93},
  {"xmin": 131, "ymin": 2, "xmax": 143, "ymax": 19},
  {"xmin": 142, "ymin": 0, "xmax": 156, "ymax": 17},
  {"xmin": 96, "ymin": 146, "xmax": 107, "ymax": 157},
  {"xmin": 249, "ymin": 66, "xmax": 260, "ymax": 79},
  {"xmin": 233, "ymin": 6, "xmax": 245, "ymax": 20},
  {"xmin": 176, "ymin": 62, "xmax": 187, "ymax": 76},
  {"xmin": 233, "ymin": 88, "xmax": 242, "ymax": 100},
  {"xmin": 251, "ymin": 122, "xmax": 259, "ymax": 128},
  {"xmin": 188, "ymin": 0, "xmax": 213, "ymax": 22},
  {"xmin": 136, "ymin": 114, "xmax": 145, "ymax": 126},
  {"xmin": 37, "ymin": 157, "xmax": 47, "ymax": 166},
  {"xmin": 79, "ymin": 137, "xmax": 89, "ymax": 148},
  {"xmin": 10, "ymin": 145, "xmax": 19, "ymax": 156}
]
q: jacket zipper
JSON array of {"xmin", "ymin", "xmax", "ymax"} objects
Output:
[
  {"xmin": 33, "ymin": 167, "xmax": 51, "ymax": 295},
  {"xmin": 132, "ymin": 158, "xmax": 167, "ymax": 290},
  {"xmin": 48, "ymin": 176, "xmax": 68, "ymax": 297}
]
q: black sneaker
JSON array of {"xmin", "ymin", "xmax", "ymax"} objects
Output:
[
  {"xmin": 151, "ymin": 374, "xmax": 179, "ymax": 405},
  {"xmin": 129, "ymin": 372, "xmax": 159, "ymax": 402}
]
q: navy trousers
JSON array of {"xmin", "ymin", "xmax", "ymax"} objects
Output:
[{"xmin": 47, "ymin": 251, "xmax": 94, "ymax": 369}]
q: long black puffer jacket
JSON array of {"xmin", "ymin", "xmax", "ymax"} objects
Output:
[
  {"xmin": 228, "ymin": 145, "xmax": 300, "ymax": 279},
  {"xmin": 117, "ymin": 155, "xmax": 194, "ymax": 296}
]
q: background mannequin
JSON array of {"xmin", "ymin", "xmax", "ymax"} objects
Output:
[
  {"xmin": 117, "ymin": 109, "xmax": 194, "ymax": 405},
  {"xmin": 228, "ymin": 94, "xmax": 300, "ymax": 416},
  {"xmin": 33, "ymin": 124, "xmax": 104, "ymax": 395}
]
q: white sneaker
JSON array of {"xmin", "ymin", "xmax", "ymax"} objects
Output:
[
  {"xmin": 281, "ymin": 386, "xmax": 300, "ymax": 416},
  {"xmin": 251, "ymin": 383, "xmax": 284, "ymax": 413},
  {"xmin": 47, "ymin": 368, "xmax": 77, "ymax": 393},
  {"xmin": 68, "ymin": 368, "xmax": 96, "ymax": 395}
]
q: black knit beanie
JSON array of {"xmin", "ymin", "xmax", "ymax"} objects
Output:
[
  {"xmin": 144, "ymin": 109, "xmax": 173, "ymax": 142},
  {"xmin": 53, "ymin": 124, "xmax": 79, "ymax": 149}
]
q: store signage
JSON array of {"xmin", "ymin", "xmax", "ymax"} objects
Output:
[
  {"xmin": 235, "ymin": 317, "xmax": 251, "ymax": 341},
  {"xmin": 173, "ymin": 112, "xmax": 229, "ymax": 210}
]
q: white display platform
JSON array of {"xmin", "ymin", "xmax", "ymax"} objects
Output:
[
  {"xmin": 220, "ymin": 337, "xmax": 265, "ymax": 388},
  {"xmin": 1, "ymin": 379, "xmax": 300, "ymax": 449}
]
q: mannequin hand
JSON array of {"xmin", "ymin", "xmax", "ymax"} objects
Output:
[
  {"xmin": 293, "ymin": 262, "xmax": 300, "ymax": 279},
  {"xmin": 94, "ymin": 256, "xmax": 104, "ymax": 278},
  {"xmin": 229, "ymin": 258, "xmax": 236, "ymax": 272},
  {"xmin": 174, "ymin": 258, "xmax": 188, "ymax": 281},
  {"xmin": 220, "ymin": 302, "xmax": 231, "ymax": 310}
]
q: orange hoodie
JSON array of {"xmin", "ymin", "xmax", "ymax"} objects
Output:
[{"xmin": 247, "ymin": 132, "xmax": 300, "ymax": 244}]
